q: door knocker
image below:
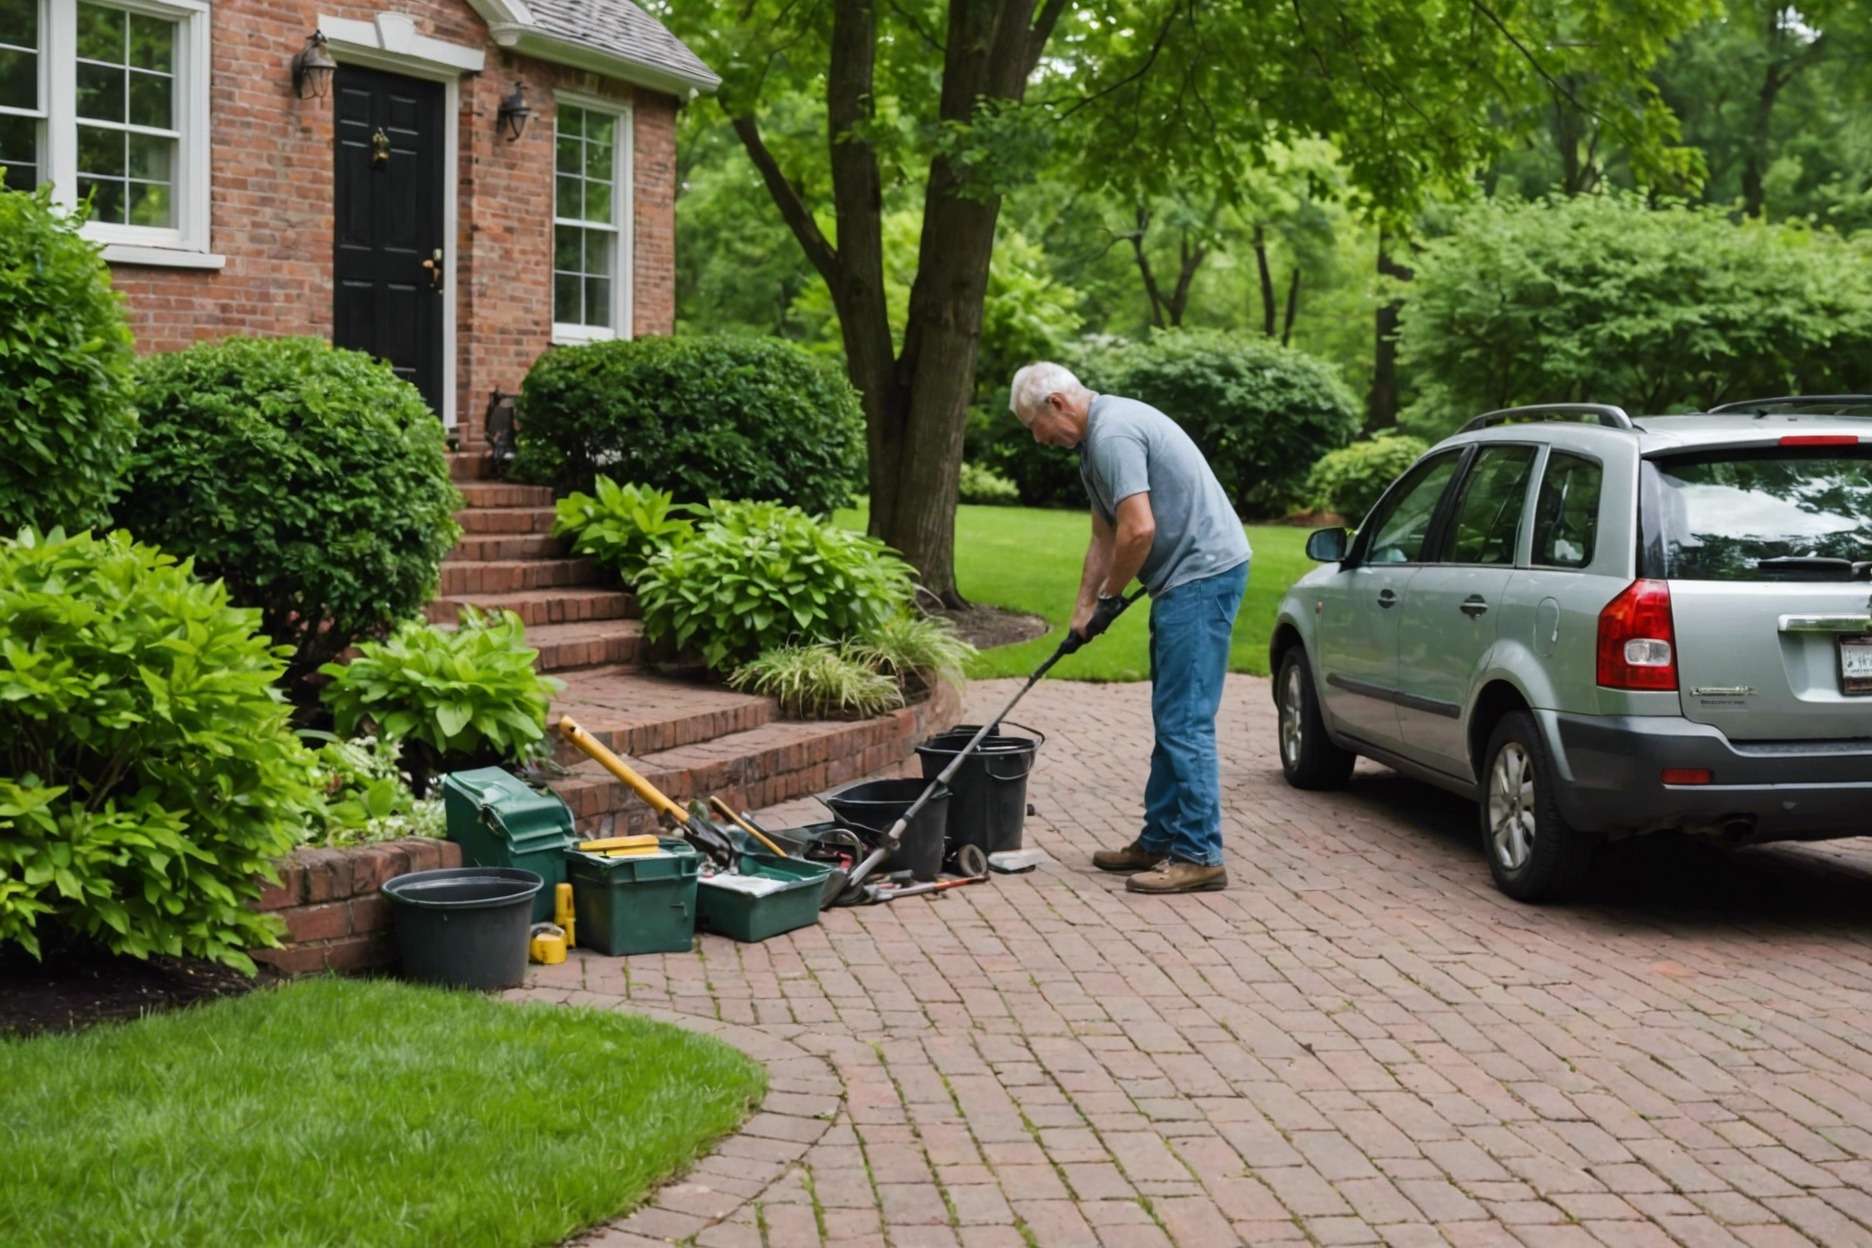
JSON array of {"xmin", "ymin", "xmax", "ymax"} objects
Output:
[{"xmin": 371, "ymin": 127, "xmax": 391, "ymax": 167}]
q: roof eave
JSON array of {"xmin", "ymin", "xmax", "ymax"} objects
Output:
[{"xmin": 486, "ymin": 23, "xmax": 721, "ymax": 98}]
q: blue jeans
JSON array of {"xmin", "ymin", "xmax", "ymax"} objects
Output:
[{"xmin": 1137, "ymin": 561, "xmax": 1248, "ymax": 867}]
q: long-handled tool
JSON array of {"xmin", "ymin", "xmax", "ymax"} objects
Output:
[
  {"xmin": 710, "ymin": 796, "xmax": 790, "ymax": 858},
  {"xmin": 838, "ymin": 588, "xmax": 1145, "ymax": 902},
  {"xmin": 556, "ymin": 717, "xmax": 736, "ymax": 865}
]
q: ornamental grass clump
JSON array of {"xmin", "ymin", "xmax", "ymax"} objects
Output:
[
  {"xmin": 728, "ymin": 644, "xmax": 905, "ymax": 720},
  {"xmin": 845, "ymin": 612, "xmax": 975, "ymax": 700}
]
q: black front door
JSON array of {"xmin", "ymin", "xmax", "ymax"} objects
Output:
[{"xmin": 332, "ymin": 65, "xmax": 445, "ymax": 414}]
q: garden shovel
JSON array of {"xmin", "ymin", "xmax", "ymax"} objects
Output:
[
  {"xmin": 836, "ymin": 588, "xmax": 1146, "ymax": 904},
  {"xmin": 555, "ymin": 717, "xmax": 737, "ymax": 866}
]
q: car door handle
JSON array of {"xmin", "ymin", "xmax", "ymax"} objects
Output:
[
  {"xmin": 1377, "ymin": 589, "xmax": 1398, "ymax": 608},
  {"xmin": 1460, "ymin": 595, "xmax": 1489, "ymax": 617}
]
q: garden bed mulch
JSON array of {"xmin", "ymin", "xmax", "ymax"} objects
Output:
[
  {"xmin": 0, "ymin": 945, "xmax": 268, "ymax": 1039},
  {"xmin": 935, "ymin": 603, "xmax": 1050, "ymax": 651}
]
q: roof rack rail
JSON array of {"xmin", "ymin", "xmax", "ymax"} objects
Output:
[
  {"xmin": 1460, "ymin": 403, "xmax": 1634, "ymax": 433},
  {"xmin": 1705, "ymin": 394, "xmax": 1872, "ymax": 415}
]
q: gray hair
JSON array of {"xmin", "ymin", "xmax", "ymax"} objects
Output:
[{"xmin": 1008, "ymin": 362, "xmax": 1087, "ymax": 420}]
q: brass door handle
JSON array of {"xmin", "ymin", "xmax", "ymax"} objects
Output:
[{"xmin": 421, "ymin": 248, "xmax": 443, "ymax": 291}]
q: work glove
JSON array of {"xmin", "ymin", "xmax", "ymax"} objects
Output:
[{"xmin": 1062, "ymin": 593, "xmax": 1126, "ymax": 654}]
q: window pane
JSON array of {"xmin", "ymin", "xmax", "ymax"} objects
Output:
[
  {"xmin": 78, "ymin": 175, "xmax": 125, "ymax": 223},
  {"xmin": 1531, "ymin": 454, "xmax": 1602, "ymax": 568},
  {"xmin": 584, "ymin": 113, "xmax": 614, "ymax": 147},
  {"xmin": 129, "ymin": 69, "xmax": 169, "ymax": 127},
  {"xmin": 76, "ymin": 61, "xmax": 122, "ymax": 121},
  {"xmin": 76, "ymin": 3, "xmax": 124, "ymax": 63},
  {"xmin": 1443, "ymin": 446, "xmax": 1535, "ymax": 565},
  {"xmin": 1365, "ymin": 455, "xmax": 1462, "ymax": 565},
  {"xmin": 554, "ymin": 224, "xmax": 581, "ymax": 272},
  {"xmin": 0, "ymin": 47, "xmax": 33, "ymax": 110},
  {"xmin": 77, "ymin": 123, "xmax": 123, "ymax": 175},
  {"xmin": 560, "ymin": 106, "xmax": 584, "ymax": 139},
  {"xmin": 585, "ymin": 277, "xmax": 611, "ymax": 328},
  {"xmin": 127, "ymin": 131, "xmax": 170, "ymax": 179},
  {"xmin": 1650, "ymin": 450, "xmax": 1872, "ymax": 581},
  {"xmin": 553, "ymin": 272, "xmax": 581, "ymax": 323},
  {"xmin": 582, "ymin": 178, "xmax": 610, "ymax": 223},
  {"xmin": 555, "ymin": 173, "xmax": 579, "ymax": 218},
  {"xmin": 583, "ymin": 140, "xmax": 611, "ymax": 182},
  {"xmin": 555, "ymin": 133, "xmax": 578, "ymax": 174},
  {"xmin": 128, "ymin": 13, "xmax": 171, "ymax": 72},
  {"xmin": 584, "ymin": 229, "xmax": 614, "ymax": 279},
  {"xmin": 0, "ymin": 111, "xmax": 34, "ymax": 189},
  {"xmin": 128, "ymin": 180, "xmax": 170, "ymax": 226},
  {"xmin": 0, "ymin": 0, "xmax": 37, "ymax": 49}
]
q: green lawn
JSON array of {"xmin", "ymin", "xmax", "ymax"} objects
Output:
[
  {"xmin": 0, "ymin": 978, "xmax": 764, "ymax": 1248},
  {"xmin": 838, "ymin": 502, "xmax": 1313, "ymax": 681}
]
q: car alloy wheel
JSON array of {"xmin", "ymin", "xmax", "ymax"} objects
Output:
[
  {"xmin": 1488, "ymin": 742, "xmax": 1537, "ymax": 871},
  {"xmin": 1279, "ymin": 662, "xmax": 1305, "ymax": 768}
]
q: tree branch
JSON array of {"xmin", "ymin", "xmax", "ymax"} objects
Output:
[
  {"xmin": 731, "ymin": 115, "xmax": 841, "ymax": 285},
  {"xmin": 1052, "ymin": 3, "xmax": 1180, "ymax": 120},
  {"xmin": 884, "ymin": 0, "xmax": 945, "ymax": 56},
  {"xmin": 1026, "ymin": 0, "xmax": 1071, "ymax": 75}
]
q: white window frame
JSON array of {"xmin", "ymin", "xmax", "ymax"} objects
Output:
[
  {"xmin": 32, "ymin": 0, "xmax": 218, "ymax": 266},
  {"xmin": 551, "ymin": 90, "xmax": 633, "ymax": 345}
]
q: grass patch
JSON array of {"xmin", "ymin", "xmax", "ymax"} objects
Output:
[
  {"xmin": 0, "ymin": 977, "xmax": 765, "ymax": 1248},
  {"xmin": 837, "ymin": 502, "xmax": 1312, "ymax": 681}
]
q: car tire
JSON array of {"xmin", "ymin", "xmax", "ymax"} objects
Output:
[
  {"xmin": 1480, "ymin": 711, "xmax": 1594, "ymax": 902},
  {"xmin": 1277, "ymin": 649, "xmax": 1356, "ymax": 790}
]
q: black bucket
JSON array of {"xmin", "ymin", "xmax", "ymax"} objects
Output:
[
  {"xmin": 822, "ymin": 779, "xmax": 951, "ymax": 882},
  {"xmin": 381, "ymin": 866, "xmax": 543, "ymax": 991},
  {"xmin": 916, "ymin": 722, "xmax": 1044, "ymax": 856}
]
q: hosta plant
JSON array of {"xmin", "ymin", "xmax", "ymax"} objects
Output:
[
  {"xmin": 729, "ymin": 644, "xmax": 905, "ymax": 720},
  {"xmin": 552, "ymin": 476, "xmax": 695, "ymax": 584},
  {"xmin": 302, "ymin": 732, "xmax": 443, "ymax": 848},
  {"xmin": 319, "ymin": 609, "xmax": 564, "ymax": 794}
]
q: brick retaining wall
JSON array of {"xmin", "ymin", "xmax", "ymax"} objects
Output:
[{"xmin": 252, "ymin": 837, "xmax": 462, "ymax": 975}]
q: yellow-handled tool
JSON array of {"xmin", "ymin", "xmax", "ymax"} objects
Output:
[
  {"xmin": 709, "ymin": 796, "xmax": 789, "ymax": 858},
  {"xmin": 557, "ymin": 717, "xmax": 736, "ymax": 865}
]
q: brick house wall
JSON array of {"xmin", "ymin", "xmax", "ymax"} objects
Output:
[{"xmin": 106, "ymin": 0, "xmax": 682, "ymax": 448}]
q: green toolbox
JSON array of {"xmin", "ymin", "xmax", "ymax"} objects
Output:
[
  {"xmin": 441, "ymin": 768, "xmax": 576, "ymax": 923},
  {"xmin": 698, "ymin": 853, "xmax": 835, "ymax": 943},
  {"xmin": 566, "ymin": 839, "xmax": 701, "ymax": 955}
]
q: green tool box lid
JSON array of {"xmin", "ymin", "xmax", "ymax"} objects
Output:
[
  {"xmin": 440, "ymin": 767, "xmax": 575, "ymax": 851},
  {"xmin": 566, "ymin": 839, "xmax": 700, "ymax": 883}
]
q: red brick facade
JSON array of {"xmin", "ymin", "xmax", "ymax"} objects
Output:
[{"xmin": 107, "ymin": 0, "xmax": 682, "ymax": 448}]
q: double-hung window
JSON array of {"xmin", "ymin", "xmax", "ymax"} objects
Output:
[
  {"xmin": 1, "ymin": 0, "xmax": 213, "ymax": 260},
  {"xmin": 552, "ymin": 96, "xmax": 632, "ymax": 343}
]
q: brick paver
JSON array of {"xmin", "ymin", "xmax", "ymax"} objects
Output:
[{"xmin": 533, "ymin": 675, "xmax": 1872, "ymax": 1246}]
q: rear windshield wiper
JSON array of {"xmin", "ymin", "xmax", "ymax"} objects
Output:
[{"xmin": 1754, "ymin": 556, "xmax": 1872, "ymax": 580}]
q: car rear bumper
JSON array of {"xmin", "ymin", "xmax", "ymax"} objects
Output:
[{"xmin": 1538, "ymin": 711, "xmax": 1872, "ymax": 839}]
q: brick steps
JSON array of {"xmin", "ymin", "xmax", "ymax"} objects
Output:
[
  {"xmin": 439, "ymin": 557, "xmax": 602, "ymax": 596},
  {"xmin": 425, "ymin": 587, "xmax": 636, "ymax": 627},
  {"xmin": 517, "ymin": 620, "xmax": 647, "ymax": 673},
  {"xmin": 459, "ymin": 506, "xmax": 558, "ymax": 535},
  {"xmin": 457, "ymin": 481, "xmax": 554, "ymax": 508},
  {"xmin": 447, "ymin": 533, "xmax": 565, "ymax": 562},
  {"xmin": 549, "ymin": 668, "xmax": 776, "ymax": 763},
  {"xmin": 447, "ymin": 451, "xmax": 494, "ymax": 482}
]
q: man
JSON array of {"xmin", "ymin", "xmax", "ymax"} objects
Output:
[{"xmin": 1008, "ymin": 362, "xmax": 1250, "ymax": 894}]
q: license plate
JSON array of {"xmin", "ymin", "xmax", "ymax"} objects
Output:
[{"xmin": 1842, "ymin": 635, "xmax": 1872, "ymax": 696}]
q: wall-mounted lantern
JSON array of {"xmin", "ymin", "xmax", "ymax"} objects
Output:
[
  {"xmin": 497, "ymin": 82, "xmax": 532, "ymax": 142},
  {"xmin": 291, "ymin": 31, "xmax": 337, "ymax": 100}
]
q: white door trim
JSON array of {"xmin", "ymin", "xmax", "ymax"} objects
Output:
[{"xmin": 319, "ymin": 13, "xmax": 479, "ymax": 428}]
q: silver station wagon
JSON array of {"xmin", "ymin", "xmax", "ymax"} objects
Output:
[{"xmin": 1270, "ymin": 397, "xmax": 1872, "ymax": 901}]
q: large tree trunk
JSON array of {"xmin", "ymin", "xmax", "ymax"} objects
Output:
[{"xmin": 1366, "ymin": 228, "xmax": 1411, "ymax": 433}]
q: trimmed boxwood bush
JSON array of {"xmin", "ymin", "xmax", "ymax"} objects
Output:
[
  {"xmin": 0, "ymin": 189, "xmax": 137, "ymax": 533},
  {"xmin": 0, "ymin": 528, "xmax": 317, "ymax": 972},
  {"xmin": 116, "ymin": 337, "xmax": 460, "ymax": 695},
  {"xmin": 514, "ymin": 335, "xmax": 865, "ymax": 515},
  {"xmin": 1305, "ymin": 435, "xmax": 1430, "ymax": 525}
]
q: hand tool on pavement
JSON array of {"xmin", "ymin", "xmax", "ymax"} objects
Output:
[
  {"xmin": 837, "ymin": 588, "xmax": 1145, "ymax": 903},
  {"xmin": 556, "ymin": 716, "xmax": 737, "ymax": 867}
]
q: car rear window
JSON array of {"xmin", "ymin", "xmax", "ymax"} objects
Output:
[{"xmin": 1645, "ymin": 447, "xmax": 1872, "ymax": 581}]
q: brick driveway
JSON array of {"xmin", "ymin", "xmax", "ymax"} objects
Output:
[{"xmin": 528, "ymin": 675, "xmax": 1872, "ymax": 1247}]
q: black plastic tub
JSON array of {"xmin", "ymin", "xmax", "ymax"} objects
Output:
[
  {"xmin": 381, "ymin": 867, "xmax": 543, "ymax": 990},
  {"xmin": 822, "ymin": 779, "xmax": 951, "ymax": 882},
  {"xmin": 916, "ymin": 721, "xmax": 1044, "ymax": 856}
]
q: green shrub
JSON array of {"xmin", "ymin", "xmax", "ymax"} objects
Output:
[
  {"xmin": 970, "ymin": 405, "xmax": 1088, "ymax": 509},
  {"xmin": 516, "ymin": 335, "xmax": 865, "ymax": 515},
  {"xmin": 728, "ymin": 644, "xmax": 905, "ymax": 720},
  {"xmin": 846, "ymin": 612, "xmax": 974, "ymax": 700},
  {"xmin": 0, "ymin": 528, "xmax": 316, "ymax": 971},
  {"xmin": 553, "ymin": 476, "xmax": 694, "ymax": 584},
  {"xmin": 0, "ymin": 189, "xmax": 137, "ymax": 533},
  {"xmin": 320, "ymin": 609, "xmax": 563, "ymax": 796},
  {"xmin": 115, "ymin": 337, "xmax": 461, "ymax": 695},
  {"xmin": 1075, "ymin": 331, "xmax": 1362, "ymax": 517},
  {"xmin": 958, "ymin": 461, "xmax": 1021, "ymax": 506},
  {"xmin": 636, "ymin": 500, "xmax": 914, "ymax": 671},
  {"xmin": 1397, "ymin": 193, "xmax": 1872, "ymax": 433},
  {"xmin": 302, "ymin": 732, "xmax": 443, "ymax": 848},
  {"xmin": 1305, "ymin": 435, "xmax": 1430, "ymax": 524}
]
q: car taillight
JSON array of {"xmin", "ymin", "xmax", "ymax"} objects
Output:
[
  {"xmin": 1597, "ymin": 579, "xmax": 1677, "ymax": 691},
  {"xmin": 1779, "ymin": 435, "xmax": 1859, "ymax": 446}
]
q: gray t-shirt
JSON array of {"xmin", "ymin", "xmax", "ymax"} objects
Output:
[{"xmin": 1078, "ymin": 393, "xmax": 1251, "ymax": 596}]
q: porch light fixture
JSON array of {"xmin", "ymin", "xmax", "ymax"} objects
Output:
[
  {"xmin": 497, "ymin": 82, "xmax": 532, "ymax": 141},
  {"xmin": 292, "ymin": 31, "xmax": 337, "ymax": 100}
]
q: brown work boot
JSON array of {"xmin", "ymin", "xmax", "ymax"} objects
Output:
[
  {"xmin": 1091, "ymin": 840, "xmax": 1167, "ymax": 873},
  {"xmin": 1126, "ymin": 859, "xmax": 1228, "ymax": 894}
]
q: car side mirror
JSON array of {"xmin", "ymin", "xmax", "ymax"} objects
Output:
[{"xmin": 1305, "ymin": 527, "xmax": 1349, "ymax": 563}]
